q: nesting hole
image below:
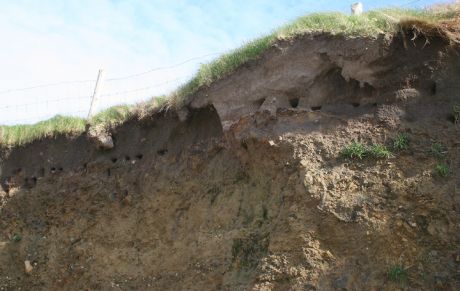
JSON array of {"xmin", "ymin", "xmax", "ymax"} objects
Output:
[
  {"xmin": 241, "ymin": 141, "xmax": 248, "ymax": 150},
  {"xmin": 111, "ymin": 158, "xmax": 118, "ymax": 163},
  {"xmin": 351, "ymin": 102, "xmax": 360, "ymax": 108},
  {"xmin": 135, "ymin": 154, "xmax": 144, "ymax": 160},
  {"xmin": 431, "ymin": 82, "xmax": 437, "ymax": 95},
  {"xmin": 289, "ymin": 98, "xmax": 299, "ymax": 108},
  {"xmin": 157, "ymin": 149, "xmax": 168, "ymax": 156},
  {"xmin": 107, "ymin": 169, "xmax": 111, "ymax": 177},
  {"xmin": 311, "ymin": 106, "xmax": 322, "ymax": 111},
  {"xmin": 125, "ymin": 156, "xmax": 131, "ymax": 161}
]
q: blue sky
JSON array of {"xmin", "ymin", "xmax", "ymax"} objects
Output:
[{"xmin": 0, "ymin": 0, "xmax": 445, "ymax": 124}]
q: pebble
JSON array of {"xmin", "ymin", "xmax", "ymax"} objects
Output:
[{"xmin": 24, "ymin": 260, "xmax": 33, "ymax": 274}]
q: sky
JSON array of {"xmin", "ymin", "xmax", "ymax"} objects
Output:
[{"xmin": 0, "ymin": 0, "xmax": 445, "ymax": 125}]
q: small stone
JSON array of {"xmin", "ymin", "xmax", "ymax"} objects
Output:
[
  {"xmin": 24, "ymin": 260, "xmax": 33, "ymax": 274},
  {"xmin": 0, "ymin": 241, "xmax": 7, "ymax": 250}
]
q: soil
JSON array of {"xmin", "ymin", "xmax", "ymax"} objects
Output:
[{"xmin": 0, "ymin": 31, "xmax": 459, "ymax": 290}]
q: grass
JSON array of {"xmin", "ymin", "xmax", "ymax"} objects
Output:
[
  {"xmin": 435, "ymin": 163, "xmax": 449, "ymax": 177},
  {"xmin": 368, "ymin": 144, "xmax": 392, "ymax": 159},
  {"xmin": 88, "ymin": 104, "xmax": 133, "ymax": 130},
  {"xmin": 393, "ymin": 133, "xmax": 409, "ymax": 151},
  {"xmin": 388, "ymin": 265, "xmax": 408, "ymax": 284},
  {"xmin": 430, "ymin": 142, "xmax": 446, "ymax": 159},
  {"xmin": 342, "ymin": 142, "xmax": 392, "ymax": 160},
  {"xmin": 11, "ymin": 233, "xmax": 22, "ymax": 243},
  {"xmin": 341, "ymin": 141, "xmax": 368, "ymax": 160},
  {"xmin": 0, "ymin": 115, "xmax": 86, "ymax": 146},
  {"xmin": 2, "ymin": 5, "xmax": 459, "ymax": 147}
]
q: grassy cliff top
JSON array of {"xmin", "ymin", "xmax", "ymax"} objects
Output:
[{"xmin": 1, "ymin": 6, "xmax": 459, "ymax": 147}]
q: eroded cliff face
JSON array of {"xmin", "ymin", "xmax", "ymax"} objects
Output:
[{"xmin": 0, "ymin": 32, "xmax": 459, "ymax": 290}]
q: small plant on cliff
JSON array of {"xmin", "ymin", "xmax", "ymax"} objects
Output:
[
  {"xmin": 341, "ymin": 142, "xmax": 367, "ymax": 159},
  {"xmin": 388, "ymin": 265, "xmax": 408, "ymax": 284},
  {"xmin": 430, "ymin": 142, "xmax": 446, "ymax": 159},
  {"xmin": 393, "ymin": 133, "xmax": 409, "ymax": 151},
  {"xmin": 453, "ymin": 105, "xmax": 460, "ymax": 125},
  {"xmin": 435, "ymin": 163, "xmax": 449, "ymax": 177},
  {"xmin": 11, "ymin": 233, "xmax": 22, "ymax": 243},
  {"xmin": 368, "ymin": 144, "xmax": 392, "ymax": 159}
]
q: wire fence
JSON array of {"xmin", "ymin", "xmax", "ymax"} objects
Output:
[{"xmin": 0, "ymin": 53, "xmax": 220, "ymax": 125}]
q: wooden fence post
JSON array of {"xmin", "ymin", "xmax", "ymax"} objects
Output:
[{"xmin": 87, "ymin": 69, "xmax": 105, "ymax": 120}]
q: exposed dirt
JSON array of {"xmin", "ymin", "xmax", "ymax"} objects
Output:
[{"xmin": 0, "ymin": 31, "xmax": 460, "ymax": 290}]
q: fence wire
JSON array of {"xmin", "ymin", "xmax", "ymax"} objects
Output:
[{"xmin": 0, "ymin": 53, "xmax": 217, "ymax": 125}]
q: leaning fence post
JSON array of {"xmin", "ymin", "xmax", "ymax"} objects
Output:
[{"xmin": 87, "ymin": 69, "xmax": 105, "ymax": 120}]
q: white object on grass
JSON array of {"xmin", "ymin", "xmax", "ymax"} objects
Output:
[{"xmin": 351, "ymin": 2, "xmax": 363, "ymax": 16}]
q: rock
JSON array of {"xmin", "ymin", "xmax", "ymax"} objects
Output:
[
  {"xmin": 0, "ymin": 241, "xmax": 7, "ymax": 251},
  {"xmin": 24, "ymin": 260, "xmax": 33, "ymax": 274},
  {"xmin": 94, "ymin": 134, "xmax": 114, "ymax": 150},
  {"xmin": 395, "ymin": 88, "xmax": 420, "ymax": 103}
]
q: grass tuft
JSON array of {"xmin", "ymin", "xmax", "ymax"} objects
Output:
[
  {"xmin": 368, "ymin": 144, "xmax": 392, "ymax": 159},
  {"xmin": 341, "ymin": 142, "xmax": 367, "ymax": 160},
  {"xmin": 435, "ymin": 163, "xmax": 449, "ymax": 177},
  {"xmin": 388, "ymin": 265, "xmax": 408, "ymax": 284},
  {"xmin": 0, "ymin": 115, "xmax": 86, "ymax": 146},
  {"xmin": 393, "ymin": 133, "xmax": 409, "ymax": 151},
  {"xmin": 342, "ymin": 142, "xmax": 392, "ymax": 160},
  {"xmin": 89, "ymin": 105, "xmax": 133, "ymax": 130},
  {"xmin": 430, "ymin": 142, "xmax": 446, "ymax": 159}
]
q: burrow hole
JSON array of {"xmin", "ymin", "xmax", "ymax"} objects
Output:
[
  {"xmin": 289, "ymin": 98, "xmax": 299, "ymax": 108},
  {"xmin": 107, "ymin": 169, "xmax": 111, "ymax": 177},
  {"xmin": 157, "ymin": 149, "xmax": 168, "ymax": 156},
  {"xmin": 111, "ymin": 158, "xmax": 118, "ymax": 163},
  {"xmin": 311, "ymin": 106, "xmax": 322, "ymax": 111},
  {"xmin": 135, "ymin": 154, "xmax": 144, "ymax": 160},
  {"xmin": 125, "ymin": 156, "xmax": 131, "ymax": 161},
  {"xmin": 351, "ymin": 102, "xmax": 360, "ymax": 108},
  {"xmin": 431, "ymin": 81, "xmax": 437, "ymax": 95}
]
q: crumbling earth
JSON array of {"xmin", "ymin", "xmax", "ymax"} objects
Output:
[{"xmin": 0, "ymin": 28, "xmax": 459, "ymax": 290}]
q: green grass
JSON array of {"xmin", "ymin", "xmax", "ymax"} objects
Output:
[
  {"xmin": 342, "ymin": 142, "xmax": 392, "ymax": 160},
  {"xmin": 88, "ymin": 104, "xmax": 133, "ymax": 130},
  {"xmin": 341, "ymin": 141, "xmax": 368, "ymax": 160},
  {"xmin": 393, "ymin": 133, "xmax": 409, "ymax": 151},
  {"xmin": 388, "ymin": 265, "xmax": 408, "ymax": 284},
  {"xmin": 0, "ymin": 115, "xmax": 86, "ymax": 146},
  {"xmin": 368, "ymin": 144, "xmax": 392, "ymax": 159},
  {"xmin": 430, "ymin": 142, "xmax": 446, "ymax": 159},
  {"xmin": 1, "ymin": 6, "xmax": 459, "ymax": 147},
  {"xmin": 435, "ymin": 163, "xmax": 449, "ymax": 177}
]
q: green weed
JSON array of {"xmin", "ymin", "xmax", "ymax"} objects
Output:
[
  {"xmin": 388, "ymin": 265, "xmax": 408, "ymax": 284},
  {"xmin": 430, "ymin": 142, "xmax": 446, "ymax": 159},
  {"xmin": 393, "ymin": 133, "xmax": 409, "ymax": 151},
  {"xmin": 368, "ymin": 144, "xmax": 392, "ymax": 159},
  {"xmin": 341, "ymin": 142, "xmax": 367, "ymax": 160},
  {"xmin": 435, "ymin": 163, "xmax": 449, "ymax": 177}
]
